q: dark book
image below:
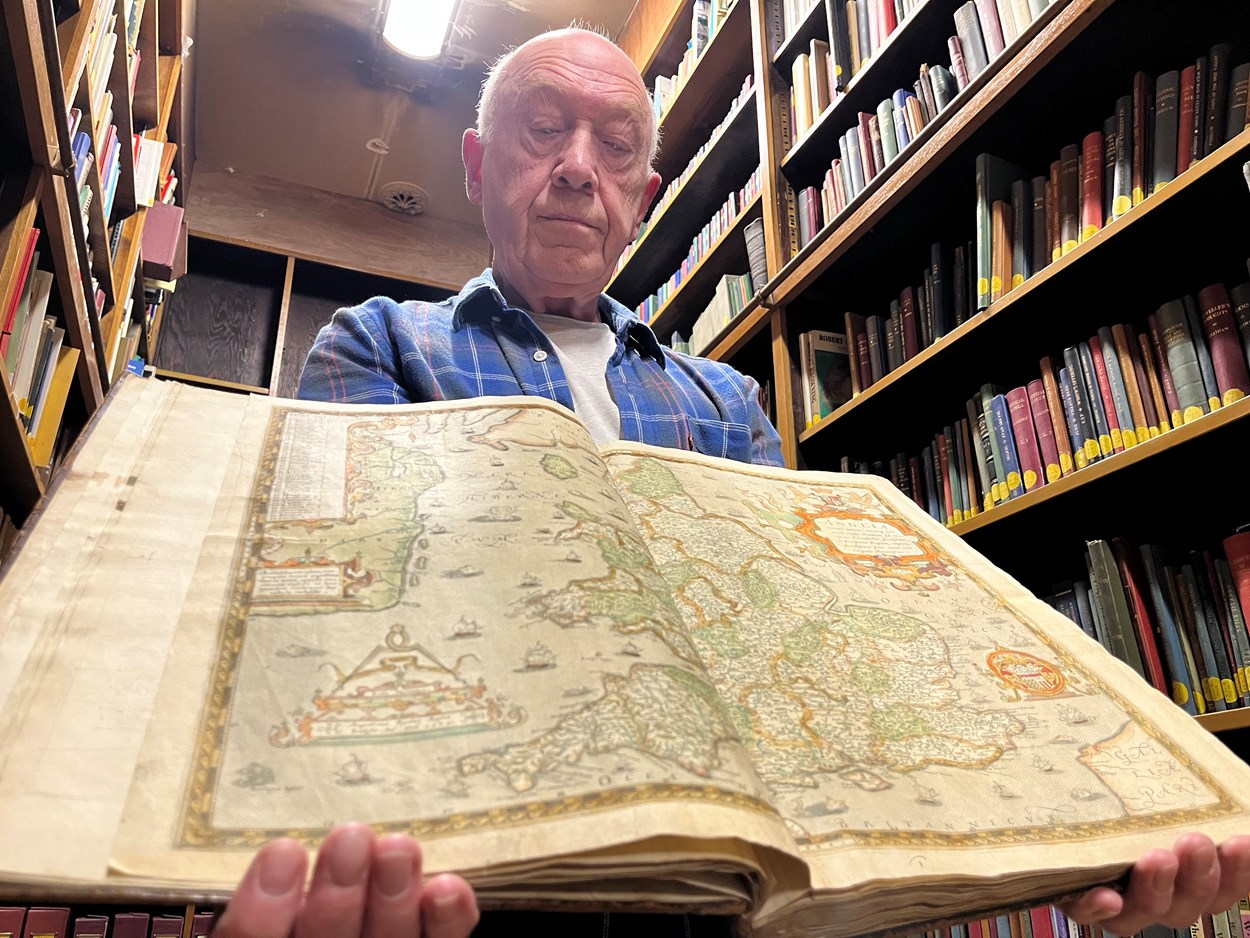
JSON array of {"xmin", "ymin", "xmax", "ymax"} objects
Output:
[
  {"xmin": 1009, "ymin": 178, "xmax": 1030, "ymax": 288},
  {"xmin": 885, "ymin": 307, "xmax": 901, "ymax": 372},
  {"xmin": 1058, "ymin": 143, "xmax": 1080, "ymax": 255},
  {"xmin": 22, "ymin": 909, "xmax": 70, "ymax": 938},
  {"xmin": 952, "ymin": 243, "xmax": 969, "ymax": 326},
  {"xmin": 1182, "ymin": 293, "xmax": 1222, "ymax": 411},
  {"xmin": 1101, "ymin": 115, "xmax": 1116, "ymax": 225},
  {"xmin": 965, "ymin": 396, "xmax": 995, "ymax": 513},
  {"xmin": 919, "ymin": 269, "xmax": 934, "ymax": 348},
  {"xmin": 1062, "ymin": 344, "xmax": 1101, "ymax": 466},
  {"xmin": 1086, "ymin": 540, "xmax": 1148, "ymax": 681},
  {"xmin": 1112, "ymin": 94, "xmax": 1133, "ymax": 219},
  {"xmin": 1196, "ymin": 282, "xmax": 1250, "ymax": 405},
  {"xmin": 1176, "ymin": 563, "xmax": 1229, "ymax": 712},
  {"xmin": 844, "ymin": 311, "xmax": 872, "ymax": 393},
  {"xmin": 1226, "ymin": 61, "xmax": 1249, "ymax": 142},
  {"xmin": 975, "ymin": 154, "xmax": 1030, "ymax": 309},
  {"xmin": 930, "ymin": 64, "xmax": 956, "ymax": 111},
  {"xmin": 857, "ymin": 113, "xmax": 877, "ymax": 181},
  {"xmin": 1231, "ymin": 281, "xmax": 1250, "ymax": 370},
  {"xmin": 823, "ymin": 0, "xmax": 854, "ymax": 94},
  {"xmin": 1192, "ymin": 55, "xmax": 1208, "ymax": 162},
  {"xmin": 1131, "ymin": 71, "xmax": 1153, "ymax": 206},
  {"xmin": 1178, "ymin": 64, "xmax": 1197, "ymax": 175},
  {"xmin": 70, "ymin": 914, "xmax": 108, "ymax": 938},
  {"xmin": 865, "ymin": 313, "xmax": 885, "ymax": 382},
  {"xmin": 953, "ymin": 2, "xmax": 989, "ymax": 80},
  {"xmin": 1109, "ymin": 538, "xmax": 1172, "ymax": 695},
  {"xmin": 1152, "ymin": 70, "xmax": 1180, "ymax": 193},
  {"xmin": 855, "ymin": 0, "xmax": 871, "ymax": 69},
  {"xmin": 900, "ymin": 287, "xmax": 921, "ymax": 360},
  {"xmin": 920, "ymin": 444, "xmax": 940, "ymax": 521},
  {"xmin": 918, "ymin": 64, "xmax": 939, "ymax": 126},
  {"xmin": 1189, "ymin": 554, "xmax": 1241, "ymax": 709},
  {"xmin": 1057, "ymin": 365, "xmax": 1090, "ymax": 472},
  {"xmin": 1204, "ymin": 43, "xmax": 1232, "ymax": 156},
  {"xmin": 1077, "ymin": 340, "xmax": 1114, "ymax": 458},
  {"xmin": 930, "ymin": 241, "xmax": 951, "ymax": 338},
  {"xmin": 1030, "ymin": 175, "xmax": 1048, "ymax": 275},
  {"xmin": 1154, "ymin": 298, "xmax": 1208, "ymax": 423},
  {"xmin": 1079, "ymin": 131, "xmax": 1103, "ymax": 243},
  {"xmin": 1138, "ymin": 544, "xmax": 1200, "ymax": 715},
  {"xmin": 1047, "ymin": 159, "xmax": 1061, "ymax": 262}
]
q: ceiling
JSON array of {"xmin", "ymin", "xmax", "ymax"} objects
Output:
[{"xmin": 193, "ymin": 0, "xmax": 641, "ymax": 230}]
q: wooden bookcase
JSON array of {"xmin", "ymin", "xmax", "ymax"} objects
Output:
[
  {"xmin": 616, "ymin": 0, "xmax": 1250, "ymax": 743},
  {"xmin": 0, "ymin": 0, "xmax": 188, "ymax": 528}
]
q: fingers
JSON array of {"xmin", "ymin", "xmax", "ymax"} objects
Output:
[
  {"xmin": 419, "ymin": 872, "xmax": 481, "ymax": 938},
  {"xmin": 361, "ymin": 834, "xmax": 423, "ymax": 938},
  {"xmin": 214, "ymin": 838, "xmax": 310, "ymax": 938},
  {"xmin": 1208, "ymin": 835, "xmax": 1250, "ymax": 913},
  {"xmin": 293, "ymin": 823, "xmax": 374, "ymax": 938}
]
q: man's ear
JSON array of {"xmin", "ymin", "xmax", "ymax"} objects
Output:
[
  {"xmin": 463, "ymin": 129, "xmax": 485, "ymax": 205},
  {"xmin": 632, "ymin": 171, "xmax": 662, "ymax": 239}
]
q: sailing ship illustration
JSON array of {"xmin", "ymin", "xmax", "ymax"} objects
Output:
[
  {"xmin": 450, "ymin": 616, "xmax": 481, "ymax": 639},
  {"xmin": 336, "ymin": 754, "xmax": 372, "ymax": 786},
  {"xmin": 522, "ymin": 642, "xmax": 556, "ymax": 670},
  {"xmin": 620, "ymin": 641, "xmax": 642, "ymax": 657},
  {"xmin": 268, "ymin": 624, "xmax": 524, "ymax": 747},
  {"xmin": 912, "ymin": 784, "xmax": 941, "ymax": 806},
  {"xmin": 564, "ymin": 551, "xmax": 582, "ymax": 562},
  {"xmin": 234, "ymin": 762, "xmax": 276, "ymax": 789},
  {"xmin": 1058, "ymin": 704, "xmax": 1089, "ymax": 724},
  {"xmin": 1032, "ymin": 754, "xmax": 1057, "ymax": 772},
  {"xmin": 992, "ymin": 782, "xmax": 1020, "ymax": 799},
  {"xmin": 519, "ymin": 572, "xmax": 541, "ymax": 588}
]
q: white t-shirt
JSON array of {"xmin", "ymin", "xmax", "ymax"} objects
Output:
[{"xmin": 528, "ymin": 311, "xmax": 621, "ymax": 446}]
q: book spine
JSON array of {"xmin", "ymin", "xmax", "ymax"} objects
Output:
[
  {"xmin": 1112, "ymin": 94, "xmax": 1133, "ymax": 219},
  {"xmin": 965, "ymin": 396, "xmax": 995, "ymax": 511},
  {"xmin": 979, "ymin": 383, "xmax": 1008, "ymax": 501},
  {"xmin": 1182, "ymin": 293, "xmax": 1223, "ymax": 411},
  {"xmin": 936, "ymin": 430, "xmax": 954, "ymax": 525},
  {"xmin": 1026, "ymin": 379, "xmax": 1061, "ymax": 483},
  {"xmin": 1076, "ymin": 340, "xmax": 1113, "ymax": 457},
  {"xmin": 1058, "ymin": 144, "xmax": 1080, "ymax": 255},
  {"xmin": 1006, "ymin": 386, "xmax": 1043, "ymax": 491},
  {"xmin": 1193, "ymin": 55, "xmax": 1208, "ymax": 162},
  {"xmin": 1087, "ymin": 334, "xmax": 1124, "ymax": 453},
  {"xmin": 1048, "ymin": 159, "xmax": 1061, "ymax": 262},
  {"xmin": 1131, "ymin": 71, "xmax": 1152, "ymax": 206},
  {"xmin": 920, "ymin": 444, "xmax": 941, "ymax": 521},
  {"xmin": 1205, "ymin": 43, "xmax": 1232, "ymax": 156},
  {"xmin": 989, "ymin": 393, "xmax": 1023, "ymax": 498},
  {"xmin": 1111, "ymin": 537, "xmax": 1172, "ymax": 693},
  {"xmin": 930, "ymin": 242, "xmax": 950, "ymax": 339},
  {"xmin": 1154, "ymin": 300, "xmax": 1207, "ymax": 424},
  {"xmin": 1196, "ymin": 282, "xmax": 1250, "ymax": 405},
  {"xmin": 1101, "ymin": 116, "xmax": 1116, "ymax": 226},
  {"xmin": 974, "ymin": 0, "xmax": 1004, "ymax": 59},
  {"xmin": 1080, "ymin": 131, "xmax": 1103, "ymax": 242},
  {"xmin": 1179, "ymin": 563, "xmax": 1231, "ymax": 710},
  {"xmin": 1137, "ymin": 331, "xmax": 1172, "ymax": 434},
  {"xmin": 1163, "ymin": 564, "xmax": 1212, "ymax": 714},
  {"xmin": 1061, "ymin": 346, "xmax": 1099, "ymax": 466},
  {"xmin": 1039, "ymin": 356, "xmax": 1074, "ymax": 475},
  {"xmin": 1010, "ymin": 178, "xmax": 1030, "ymax": 288},
  {"xmin": 1110, "ymin": 323, "xmax": 1152, "ymax": 443},
  {"xmin": 1196, "ymin": 551, "xmax": 1243, "ymax": 706},
  {"xmin": 1153, "ymin": 70, "xmax": 1180, "ymax": 193},
  {"xmin": 1227, "ymin": 62, "xmax": 1249, "ymax": 142},
  {"xmin": 900, "ymin": 286, "xmax": 920, "ymax": 360},
  {"xmin": 1178, "ymin": 64, "xmax": 1196, "ymax": 174},
  {"xmin": 1138, "ymin": 544, "xmax": 1200, "ymax": 714},
  {"xmin": 1030, "ymin": 175, "xmax": 1048, "ymax": 275},
  {"xmin": 1096, "ymin": 327, "xmax": 1136, "ymax": 448},
  {"xmin": 1214, "ymin": 558, "xmax": 1250, "ymax": 705},
  {"xmin": 1232, "ymin": 281, "xmax": 1250, "ymax": 369},
  {"xmin": 1147, "ymin": 312, "xmax": 1184, "ymax": 426},
  {"xmin": 954, "ymin": 3, "xmax": 988, "ymax": 80},
  {"xmin": 990, "ymin": 199, "xmax": 1012, "ymax": 303}
]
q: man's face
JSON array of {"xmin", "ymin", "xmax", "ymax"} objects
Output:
[{"xmin": 463, "ymin": 33, "xmax": 662, "ymax": 308}]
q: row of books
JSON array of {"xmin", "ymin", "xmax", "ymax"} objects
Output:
[
  {"xmin": 0, "ymin": 238, "xmax": 81, "ymax": 470},
  {"xmin": 837, "ymin": 266, "xmax": 1250, "ymax": 535},
  {"xmin": 1042, "ymin": 531, "xmax": 1250, "ymax": 717},
  {"xmin": 0, "ymin": 906, "xmax": 214, "ymax": 938},
  {"xmin": 687, "ymin": 271, "xmax": 755, "ymax": 355},
  {"xmin": 975, "ymin": 42, "xmax": 1250, "ymax": 312},
  {"xmin": 650, "ymin": 0, "xmax": 735, "ymax": 123},
  {"xmin": 634, "ymin": 165, "xmax": 763, "ymax": 324},
  {"xmin": 84, "ymin": 4, "xmax": 118, "ymax": 120},
  {"xmin": 618, "ymin": 74, "xmax": 755, "ymax": 276},
  {"xmin": 898, "ymin": 896, "xmax": 1250, "ymax": 938}
]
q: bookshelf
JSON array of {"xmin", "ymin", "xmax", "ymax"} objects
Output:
[
  {"xmin": 617, "ymin": 0, "xmax": 1250, "ymax": 750},
  {"xmin": 0, "ymin": 0, "xmax": 187, "ymax": 531}
]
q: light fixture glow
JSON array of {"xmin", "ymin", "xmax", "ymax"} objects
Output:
[{"xmin": 383, "ymin": 0, "xmax": 459, "ymax": 59}]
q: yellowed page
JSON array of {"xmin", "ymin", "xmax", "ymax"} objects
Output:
[
  {"xmin": 96, "ymin": 385, "xmax": 794, "ymax": 898},
  {"xmin": 597, "ymin": 443, "xmax": 1250, "ymax": 936}
]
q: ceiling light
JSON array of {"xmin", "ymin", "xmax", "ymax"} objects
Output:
[{"xmin": 382, "ymin": 0, "xmax": 460, "ymax": 59}]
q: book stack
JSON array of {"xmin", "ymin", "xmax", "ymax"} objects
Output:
[
  {"xmin": 839, "ymin": 263, "xmax": 1250, "ymax": 528},
  {"xmin": 0, "ymin": 906, "xmax": 215, "ymax": 938},
  {"xmin": 974, "ymin": 43, "xmax": 1250, "ymax": 313},
  {"xmin": 618, "ymin": 75, "xmax": 755, "ymax": 276},
  {"xmin": 799, "ymin": 328, "xmax": 853, "ymax": 426},
  {"xmin": 688, "ymin": 271, "xmax": 754, "ymax": 355},
  {"xmin": 650, "ymin": 0, "xmax": 736, "ymax": 123},
  {"xmin": 1040, "ymin": 530, "xmax": 1250, "ymax": 719},
  {"xmin": 634, "ymin": 165, "xmax": 762, "ymax": 323}
]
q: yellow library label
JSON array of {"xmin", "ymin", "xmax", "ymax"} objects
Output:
[
  {"xmin": 1206, "ymin": 677, "xmax": 1224, "ymax": 704},
  {"xmin": 1007, "ymin": 470, "xmax": 1021, "ymax": 493},
  {"xmin": 1113, "ymin": 194, "xmax": 1132, "ymax": 216},
  {"xmin": 1074, "ymin": 448, "xmax": 1088, "ymax": 470},
  {"xmin": 977, "ymin": 276, "xmax": 989, "ymax": 296},
  {"xmin": 1083, "ymin": 439, "xmax": 1100, "ymax": 461},
  {"xmin": 954, "ymin": 509, "xmax": 964, "ymax": 524},
  {"xmin": 1052, "ymin": 247, "xmax": 1061, "ymax": 262},
  {"xmin": 991, "ymin": 481, "xmax": 1002, "ymax": 503},
  {"xmin": 1237, "ymin": 670, "xmax": 1248, "ymax": 696},
  {"xmin": 1209, "ymin": 396, "xmax": 1223, "ymax": 411},
  {"xmin": 1046, "ymin": 463, "xmax": 1061, "ymax": 483},
  {"xmin": 990, "ymin": 275, "xmax": 1003, "ymax": 294},
  {"xmin": 1132, "ymin": 186, "xmax": 1145, "ymax": 205},
  {"xmin": 1098, "ymin": 434, "xmax": 1112, "ymax": 456},
  {"xmin": 1110, "ymin": 428, "xmax": 1124, "ymax": 449},
  {"xmin": 1059, "ymin": 452, "xmax": 1073, "ymax": 474},
  {"xmin": 1172, "ymin": 408, "xmax": 1184, "ymax": 426},
  {"xmin": 1182, "ymin": 405, "xmax": 1205, "ymax": 424},
  {"xmin": 1224, "ymin": 388, "xmax": 1245, "ymax": 405},
  {"xmin": 983, "ymin": 494, "xmax": 993, "ymax": 512},
  {"xmin": 1023, "ymin": 469, "xmax": 1037, "ymax": 489},
  {"xmin": 1012, "ymin": 274, "xmax": 1024, "ymax": 288},
  {"xmin": 1155, "ymin": 179, "xmax": 1169, "ymax": 193},
  {"xmin": 1120, "ymin": 428, "xmax": 1135, "ymax": 448},
  {"xmin": 834, "ymin": 64, "xmax": 843, "ymax": 77},
  {"xmin": 1081, "ymin": 224, "xmax": 1099, "ymax": 241},
  {"xmin": 1172, "ymin": 681, "xmax": 1189, "ymax": 705},
  {"xmin": 1062, "ymin": 239, "xmax": 1078, "ymax": 256},
  {"xmin": 1222, "ymin": 678, "xmax": 1238, "ymax": 704},
  {"xmin": 1195, "ymin": 689, "xmax": 1207, "ymax": 715},
  {"xmin": 1135, "ymin": 425, "xmax": 1150, "ymax": 443}
]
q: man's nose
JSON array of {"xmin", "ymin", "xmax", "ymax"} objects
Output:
[{"xmin": 553, "ymin": 126, "xmax": 597, "ymax": 192}]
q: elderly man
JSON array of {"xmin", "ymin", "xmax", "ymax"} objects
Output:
[{"xmin": 216, "ymin": 25, "xmax": 1250, "ymax": 938}]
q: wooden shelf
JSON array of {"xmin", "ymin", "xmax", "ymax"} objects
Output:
[
  {"xmin": 1196, "ymin": 709, "xmax": 1250, "ymax": 735},
  {"xmin": 155, "ymin": 53, "xmax": 181, "ymax": 140},
  {"xmin": 651, "ymin": 0, "xmax": 754, "ymax": 190},
  {"xmin": 647, "ymin": 191, "xmax": 763, "ymax": 338},
  {"xmin": 608, "ymin": 89, "xmax": 758, "ymax": 309},
  {"xmin": 151, "ymin": 368, "xmax": 267, "ymax": 396},
  {"xmin": 708, "ymin": 298, "xmax": 771, "ymax": 363},
  {"xmin": 773, "ymin": 0, "xmax": 827, "ymax": 69}
]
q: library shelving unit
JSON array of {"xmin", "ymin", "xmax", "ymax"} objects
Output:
[
  {"xmin": 0, "ymin": 0, "xmax": 188, "ymax": 530},
  {"xmin": 615, "ymin": 0, "xmax": 1250, "ymax": 733}
]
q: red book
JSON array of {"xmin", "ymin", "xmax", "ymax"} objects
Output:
[
  {"xmin": 936, "ymin": 430, "xmax": 954, "ymax": 525},
  {"xmin": 1027, "ymin": 379, "xmax": 1062, "ymax": 484},
  {"xmin": 1111, "ymin": 538, "xmax": 1171, "ymax": 694},
  {"xmin": 880, "ymin": 0, "xmax": 898, "ymax": 38},
  {"xmin": 1028, "ymin": 907, "xmax": 1055, "ymax": 938},
  {"xmin": 0, "ymin": 909, "xmax": 27, "ymax": 938},
  {"xmin": 1039, "ymin": 356, "xmax": 1075, "ymax": 476},
  {"xmin": 141, "ymin": 201, "xmax": 186, "ymax": 280},
  {"xmin": 1137, "ymin": 331, "xmax": 1172, "ymax": 433},
  {"xmin": 1225, "ymin": 529, "xmax": 1250, "ymax": 624},
  {"xmin": 70, "ymin": 917, "xmax": 108, "ymax": 938},
  {"xmin": 1178, "ymin": 65, "xmax": 1197, "ymax": 174},
  {"xmin": 844, "ymin": 311, "xmax": 871, "ymax": 393},
  {"xmin": 857, "ymin": 111, "xmax": 877, "ymax": 180},
  {"xmin": 900, "ymin": 286, "xmax": 920, "ymax": 360},
  {"xmin": 1, "ymin": 227, "xmax": 40, "ymax": 343},
  {"xmin": 150, "ymin": 915, "xmax": 185, "ymax": 938},
  {"xmin": 1080, "ymin": 130, "xmax": 1104, "ymax": 241},
  {"xmin": 110, "ymin": 913, "xmax": 149, "ymax": 938},
  {"xmin": 974, "ymin": 0, "xmax": 1005, "ymax": 58},
  {"xmin": 1197, "ymin": 282, "xmax": 1250, "ymax": 404},
  {"xmin": 190, "ymin": 913, "xmax": 217, "ymax": 938},
  {"xmin": 1087, "ymin": 335, "xmax": 1125, "ymax": 452},
  {"xmin": 1131, "ymin": 71, "xmax": 1152, "ymax": 205},
  {"xmin": 22, "ymin": 909, "xmax": 69, "ymax": 938},
  {"xmin": 1006, "ymin": 385, "xmax": 1044, "ymax": 491}
]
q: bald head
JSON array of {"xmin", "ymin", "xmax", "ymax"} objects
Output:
[{"xmin": 476, "ymin": 28, "xmax": 660, "ymax": 168}]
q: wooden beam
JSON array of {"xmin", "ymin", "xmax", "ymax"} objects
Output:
[{"xmin": 268, "ymin": 256, "xmax": 296, "ymax": 396}]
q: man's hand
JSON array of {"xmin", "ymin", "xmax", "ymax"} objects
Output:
[
  {"xmin": 1061, "ymin": 834, "xmax": 1250, "ymax": 937},
  {"xmin": 214, "ymin": 823, "xmax": 479, "ymax": 938}
]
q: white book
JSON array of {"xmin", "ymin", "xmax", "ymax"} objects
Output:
[
  {"xmin": 26, "ymin": 326, "xmax": 64, "ymax": 436},
  {"xmin": 993, "ymin": 0, "xmax": 1019, "ymax": 44},
  {"xmin": 134, "ymin": 137, "xmax": 165, "ymax": 206},
  {"xmin": 8, "ymin": 270, "xmax": 53, "ymax": 391}
]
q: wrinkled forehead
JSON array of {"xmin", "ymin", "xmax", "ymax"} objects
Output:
[{"xmin": 499, "ymin": 38, "xmax": 651, "ymax": 127}]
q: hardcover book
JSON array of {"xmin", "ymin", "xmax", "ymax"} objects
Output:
[{"xmin": 5, "ymin": 381, "xmax": 1250, "ymax": 937}]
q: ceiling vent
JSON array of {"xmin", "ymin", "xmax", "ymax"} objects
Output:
[{"xmin": 379, "ymin": 182, "xmax": 430, "ymax": 215}]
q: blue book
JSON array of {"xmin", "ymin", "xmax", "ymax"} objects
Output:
[
  {"xmin": 1056, "ymin": 367, "xmax": 1087, "ymax": 472},
  {"xmin": 1061, "ymin": 346, "xmax": 1100, "ymax": 466},
  {"xmin": 1076, "ymin": 341, "xmax": 1113, "ymax": 457},
  {"xmin": 1097, "ymin": 326, "xmax": 1136, "ymax": 447},
  {"xmin": 989, "ymin": 393, "xmax": 1023, "ymax": 499},
  {"xmin": 1138, "ymin": 545, "xmax": 1200, "ymax": 715}
]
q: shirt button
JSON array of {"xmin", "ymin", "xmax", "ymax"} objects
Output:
[
  {"xmin": 491, "ymin": 315, "xmax": 501, "ymax": 323},
  {"xmin": 533, "ymin": 350, "xmax": 548, "ymax": 362}
]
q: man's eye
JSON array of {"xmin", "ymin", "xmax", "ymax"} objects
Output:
[
  {"xmin": 604, "ymin": 140, "xmax": 628, "ymax": 153},
  {"xmin": 534, "ymin": 127, "xmax": 560, "ymax": 137}
]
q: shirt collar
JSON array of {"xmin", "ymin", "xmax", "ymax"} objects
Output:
[{"xmin": 450, "ymin": 269, "xmax": 666, "ymax": 367}]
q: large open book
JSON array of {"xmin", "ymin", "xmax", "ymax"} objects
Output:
[{"xmin": 2, "ymin": 376, "xmax": 1249, "ymax": 938}]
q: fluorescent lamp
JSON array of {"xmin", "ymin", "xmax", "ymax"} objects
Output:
[{"xmin": 383, "ymin": 0, "xmax": 459, "ymax": 59}]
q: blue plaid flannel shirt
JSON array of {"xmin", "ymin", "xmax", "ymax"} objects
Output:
[{"xmin": 298, "ymin": 270, "xmax": 784, "ymax": 467}]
